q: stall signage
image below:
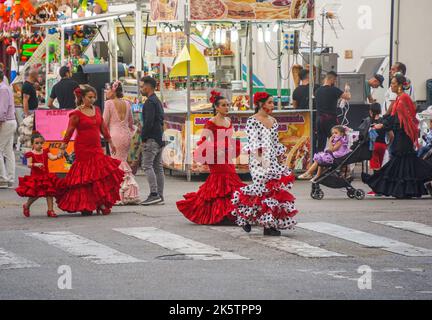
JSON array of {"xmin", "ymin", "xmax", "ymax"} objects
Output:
[
  {"xmin": 35, "ymin": 109, "xmax": 76, "ymax": 141},
  {"xmin": 189, "ymin": 0, "xmax": 315, "ymax": 21}
]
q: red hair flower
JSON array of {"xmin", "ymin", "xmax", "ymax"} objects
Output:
[
  {"xmin": 209, "ymin": 90, "xmax": 221, "ymax": 104},
  {"xmin": 253, "ymin": 92, "xmax": 270, "ymax": 105},
  {"xmin": 74, "ymin": 87, "xmax": 82, "ymax": 97}
]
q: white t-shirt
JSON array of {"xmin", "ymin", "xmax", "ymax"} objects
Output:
[{"xmin": 383, "ymin": 77, "xmax": 415, "ymax": 115}]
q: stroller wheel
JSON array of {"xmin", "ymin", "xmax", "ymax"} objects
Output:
[
  {"xmin": 354, "ymin": 189, "xmax": 365, "ymax": 200},
  {"xmin": 347, "ymin": 189, "xmax": 356, "ymax": 199},
  {"xmin": 311, "ymin": 189, "xmax": 324, "ymax": 200}
]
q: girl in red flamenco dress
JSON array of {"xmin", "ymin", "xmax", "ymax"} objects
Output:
[
  {"xmin": 57, "ymin": 85, "xmax": 124, "ymax": 216},
  {"xmin": 176, "ymin": 92, "xmax": 246, "ymax": 225},
  {"xmin": 16, "ymin": 133, "xmax": 64, "ymax": 218},
  {"xmin": 231, "ymin": 92, "xmax": 298, "ymax": 236}
]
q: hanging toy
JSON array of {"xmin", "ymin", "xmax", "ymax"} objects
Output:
[
  {"xmin": 12, "ymin": 0, "xmax": 36, "ymax": 21},
  {"xmin": 6, "ymin": 44, "xmax": 16, "ymax": 55}
]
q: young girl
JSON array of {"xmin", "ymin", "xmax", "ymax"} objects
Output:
[
  {"xmin": 299, "ymin": 125, "xmax": 350, "ymax": 181},
  {"xmin": 16, "ymin": 133, "xmax": 63, "ymax": 218}
]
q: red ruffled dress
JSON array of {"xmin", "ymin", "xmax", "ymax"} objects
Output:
[
  {"xmin": 176, "ymin": 120, "xmax": 246, "ymax": 225},
  {"xmin": 231, "ymin": 117, "xmax": 298, "ymax": 230},
  {"xmin": 56, "ymin": 107, "xmax": 124, "ymax": 213},
  {"xmin": 16, "ymin": 149, "xmax": 61, "ymax": 198}
]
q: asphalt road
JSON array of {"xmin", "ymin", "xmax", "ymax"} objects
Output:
[{"xmin": 0, "ymin": 165, "xmax": 431, "ymax": 300}]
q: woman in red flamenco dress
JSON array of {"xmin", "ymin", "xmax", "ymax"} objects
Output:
[
  {"xmin": 16, "ymin": 133, "xmax": 64, "ymax": 218},
  {"xmin": 231, "ymin": 92, "xmax": 298, "ymax": 236},
  {"xmin": 57, "ymin": 85, "xmax": 124, "ymax": 215},
  {"xmin": 176, "ymin": 92, "xmax": 246, "ymax": 225}
]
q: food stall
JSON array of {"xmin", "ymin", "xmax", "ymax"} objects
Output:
[{"xmin": 147, "ymin": 0, "xmax": 316, "ymax": 180}]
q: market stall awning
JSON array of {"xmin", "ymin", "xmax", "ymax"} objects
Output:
[{"xmin": 169, "ymin": 44, "xmax": 209, "ymax": 78}]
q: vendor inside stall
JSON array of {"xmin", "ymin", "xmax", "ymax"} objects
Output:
[{"xmin": 48, "ymin": 66, "xmax": 80, "ymax": 109}]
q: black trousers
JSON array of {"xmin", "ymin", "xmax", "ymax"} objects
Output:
[{"xmin": 316, "ymin": 113, "xmax": 338, "ymax": 152}]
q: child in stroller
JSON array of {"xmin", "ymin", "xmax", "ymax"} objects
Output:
[{"xmin": 305, "ymin": 121, "xmax": 373, "ymax": 200}]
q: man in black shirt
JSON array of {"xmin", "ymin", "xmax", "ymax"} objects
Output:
[
  {"xmin": 22, "ymin": 69, "xmax": 39, "ymax": 117},
  {"xmin": 292, "ymin": 69, "xmax": 319, "ymax": 109},
  {"xmin": 139, "ymin": 76, "xmax": 165, "ymax": 206},
  {"xmin": 315, "ymin": 71, "xmax": 351, "ymax": 152},
  {"xmin": 48, "ymin": 66, "xmax": 79, "ymax": 109}
]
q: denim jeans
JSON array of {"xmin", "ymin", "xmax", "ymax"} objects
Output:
[{"xmin": 141, "ymin": 139, "xmax": 164, "ymax": 196}]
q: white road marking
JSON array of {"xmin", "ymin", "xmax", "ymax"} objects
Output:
[
  {"xmin": 114, "ymin": 227, "xmax": 248, "ymax": 261},
  {"xmin": 211, "ymin": 227, "xmax": 346, "ymax": 258},
  {"xmin": 298, "ymin": 222, "xmax": 432, "ymax": 257},
  {"xmin": 0, "ymin": 248, "xmax": 40, "ymax": 270},
  {"xmin": 27, "ymin": 231, "xmax": 143, "ymax": 265},
  {"xmin": 373, "ymin": 221, "xmax": 432, "ymax": 237}
]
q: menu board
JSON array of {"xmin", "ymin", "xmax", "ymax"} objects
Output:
[
  {"xmin": 150, "ymin": 0, "xmax": 182, "ymax": 21},
  {"xmin": 189, "ymin": 0, "xmax": 315, "ymax": 21}
]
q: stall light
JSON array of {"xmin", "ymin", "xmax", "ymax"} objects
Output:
[
  {"xmin": 265, "ymin": 25, "xmax": 271, "ymax": 43},
  {"xmin": 215, "ymin": 28, "xmax": 221, "ymax": 44},
  {"xmin": 231, "ymin": 28, "xmax": 238, "ymax": 43},
  {"xmin": 164, "ymin": 24, "xmax": 171, "ymax": 33},
  {"xmin": 221, "ymin": 28, "xmax": 227, "ymax": 44},
  {"xmin": 196, "ymin": 24, "xmax": 204, "ymax": 32},
  {"xmin": 61, "ymin": 14, "xmax": 127, "ymax": 28},
  {"xmin": 202, "ymin": 25, "xmax": 211, "ymax": 39},
  {"xmin": 257, "ymin": 25, "xmax": 264, "ymax": 43},
  {"xmin": 273, "ymin": 23, "xmax": 279, "ymax": 33}
]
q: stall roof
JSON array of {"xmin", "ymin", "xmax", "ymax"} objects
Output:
[{"xmin": 33, "ymin": 10, "xmax": 146, "ymax": 28}]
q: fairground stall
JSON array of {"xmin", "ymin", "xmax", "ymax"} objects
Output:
[{"xmin": 145, "ymin": 0, "xmax": 316, "ymax": 180}]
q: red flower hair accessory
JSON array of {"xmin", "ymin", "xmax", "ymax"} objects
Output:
[
  {"xmin": 210, "ymin": 90, "xmax": 222, "ymax": 104},
  {"xmin": 253, "ymin": 92, "xmax": 270, "ymax": 105},
  {"xmin": 74, "ymin": 87, "xmax": 82, "ymax": 97}
]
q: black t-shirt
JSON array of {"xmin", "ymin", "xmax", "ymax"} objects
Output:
[
  {"xmin": 50, "ymin": 78, "xmax": 80, "ymax": 109},
  {"xmin": 292, "ymin": 84, "xmax": 320, "ymax": 109},
  {"xmin": 22, "ymin": 81, "xmax": 38, "ymax": 110},
  {"xmin": 315, "ymin": 85, "xmax": 344, "ymax": 116}
]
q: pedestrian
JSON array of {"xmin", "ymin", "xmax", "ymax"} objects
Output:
[
  {"xmin": 103, "ymin": 80, "xmax": 140, "ymax": 205},
  {"xmin": 0, "ymin": 63, "xmax": 9, "ymax": 85},
  {"xmin": 383, "ymin": 62, "xmax": 415, "ymax": 115},
  {"xmin": 22, "ymin": 68, "xmax": 39, "ymax": 117},
  {"xmin": 367, "ymin": 103, "xmax": 390, "ymax": 197},
  {"xmin": 298, "ymin": 125, "xmax": 350, "ymax": 181},
  {"xmin": 365, "ymin": 74, "xmax": 384, "ymax": 104},
  {"xmin": 48, "ymin": 66, "xmax": 80, "ymax": 109},
  {"xmin": 231, "ymin": 92, "xmax": 298, "ymax": 237},
  {"xmin": 315, "ymin": 71, "xmax": 351, "ymax": 152},
  {"xmin": 176, "ymin": 91, "xmax": 246, "ymax": 225},
  {"xmin": 292, "ymin": 69, "xmax": 319, "ymax": 109},
  {"xmin": 57, "ymin": 85, "xmax": 124, "ymax": 215},
  {"xmin": 16, "ymin": 133, "xmax": 63, "ymax": 218},
  {"xmin": 0, "ymin": 70, "xmax": 17, "ymax": 189},
  {"xmin": 362, "ymin": 74, "xmax": 432, "ymax": 199},
  {"xmin": 139, "ymin": 76, "xmax": 165, "ymax": 206}
]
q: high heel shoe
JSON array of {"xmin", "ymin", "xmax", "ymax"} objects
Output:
[
  {"xmin": 23, "ymin": 204, "xmax": 30, "ymax": 218},
  {"xmin": 97, "ymin": 207, "xmax": 111, "ymax": 215},
  {"xmin": 47, "ymin": 210, "xmax": 58, "ymax": 218}
]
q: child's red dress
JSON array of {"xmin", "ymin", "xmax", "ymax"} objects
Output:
[{"xmin": 16, "ymin": 149, "xmax": 60, "ymax": 198}]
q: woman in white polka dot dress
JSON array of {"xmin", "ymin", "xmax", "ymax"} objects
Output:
[{"xmin": 231, "ymin": 92, "xmax": 298, "ymax": 236}]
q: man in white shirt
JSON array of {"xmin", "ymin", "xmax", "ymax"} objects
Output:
[{"xmin": 383, "ymin": 62, "xmax": 415, "ymax": 115}]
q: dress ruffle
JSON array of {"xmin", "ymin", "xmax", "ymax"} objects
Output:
[
  {"xmin": 177, "ymin": 165, "xmax": 246, "ymax": 225},
  {"xmin": 16, "ymin": 173, "xmax": 61, "ymax": 198},
  {"xmin": 57, "ymin": 154, "xmax": 124, "ymax": 212},
  {"xmin": 362, "ymin": 153, "xmax": 432, "ymax": 198},
  {"xmin": 231, "ymin": 171, "xmax": 298, "ymax": 230},
  {"xmin": 117, "ymin": 161, "xmax": 140, "ymax": 205}
]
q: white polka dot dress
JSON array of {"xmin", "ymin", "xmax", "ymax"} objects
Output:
[{"xmin": 231, "ymin": 117, "xmax": 298, "ymax": 230}]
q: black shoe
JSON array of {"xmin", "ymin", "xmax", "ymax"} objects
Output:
[
  {"xmin": 218, "ymin": 217, "xmax": 237, "ymax": 226},
  {"xmin": 242, "ymin": 224, "xmax": 252, "ymax": 233},
  {"xmin": 158, "ymin": 195, "xmax": 165, "ymax": 205},
  {"xmin": 81, "ymin": 211, "xmax": 93, "ymax": 216},
  {"xmin": 141, "ymin": 194, "xmax": 163, "ymax": 206},
  {"xmin": 264, "ymin": 227, "xmax": 281, "ymax": 236}
]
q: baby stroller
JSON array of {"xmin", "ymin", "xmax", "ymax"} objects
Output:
[{"xmin": 310, "ymin": 119, "xmax": 373, "ymax": 200}]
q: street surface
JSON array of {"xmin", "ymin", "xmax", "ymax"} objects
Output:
[{"xmin": 1, "ymin": 165, "xmax": 432, "ymax": 299}]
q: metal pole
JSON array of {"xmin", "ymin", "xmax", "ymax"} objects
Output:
[
  {"xmin": 321, "ymin": 11, "xmax": 325, "ymax": 51},
  {"xmin": 248, "ymin": 22, "xmax": 254, "ymax": 110},
  {"xmin": 45, "ymin": 29, "xmax": 50, "ymax": 105},
  {"xmin": 135, "ymin": 5, "xmax": 143, "ymax": 97},
  {"xmin": 309, "ymin": 20, "xmax": 315, "ymax": 163},
  {"xmin": 185, "ymin": 4, "xmax": 192, "ymax": 182},
  {"xmin": 60, "ymin": 28, "xmax": 65, "ymax": 66},
  {"xmin": 277, "ymin": 22, "xmax": 282, "ymax": 110}
]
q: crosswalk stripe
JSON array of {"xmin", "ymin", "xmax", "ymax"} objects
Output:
[
  {"xmin": 298, "ymin": 222, "xmax": 432, "ymax": 257},
  {"xmin": 27, "ymin": 231, "xmax": 144, "ymax": 265},
  {"xmin": 210, "ymin": 227, "xmax": 347, "ymax": 258},
  {"xmin": 114, "ymin": 227, "xmax": 249, "ymax": 261},
  {"xmin": 0, "ymin": 248, "xmax": 40, "ymax": 270},
  {"xmin": 372, "ymin": 221, "xmax": 432, "ymax": 237}
]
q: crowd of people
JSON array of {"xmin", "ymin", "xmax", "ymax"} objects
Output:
[{"xmin": 0, "ymin": 61, "xmax": 431, "ymax": 237}]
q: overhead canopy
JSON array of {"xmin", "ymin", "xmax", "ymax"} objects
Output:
[{"xmin": 169, "ymin": 43, "xmax": 209, "ymax": 78}]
